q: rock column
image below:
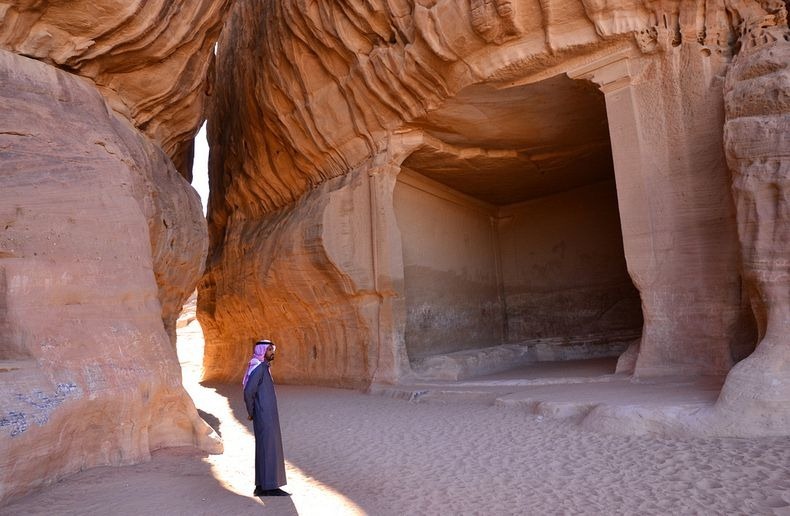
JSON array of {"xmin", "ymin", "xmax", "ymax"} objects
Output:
[
  {"xmin": 366, "ymin": 157, "xmax": 410, "ymax": 384},
  {"xmin": 571, "ymin": 44, "xmax": 749, "ymax": 377},
  {"xmin": 717, "ymin": 18, "xmax": 790, "ymax": 432}
]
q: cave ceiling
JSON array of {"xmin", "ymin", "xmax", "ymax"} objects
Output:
[{"xmin": 404, "ymin": 74, "xmax": 614, "ymax": 206}]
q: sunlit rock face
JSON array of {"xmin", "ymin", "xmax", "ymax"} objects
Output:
[
  {"xmin": 200, "ymin": 169, "xmax": 377, "ymax": 387},
  {"xmin": 202, "ymin": 0, "xmax": 783, "ymax": 409},
  {"xmin": 0, "ymin": 0, "xmax": 229, "ymax": 502}
]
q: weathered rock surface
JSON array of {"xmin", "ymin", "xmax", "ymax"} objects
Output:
[
  {"xmin": 718, "ymin": 20, "xmax": 790, "ymax": 433},
  {"xmin": 0, "ymin": 0, "xmax": 231, "ymax": 176},
  {"xmin": 201, "ymin": 0, "xmax": 789, "ymax": 437},
  {"xmin": 202, "ymin": 0, "xmax": 753, "ymax": 385},
  {"xmin": 200, "ymin": 169, "xmax": 377, "ymax": 387},
  {"xmin": 0, "ymin": 48, "xmax": 216, "ymax": 501},
  {"xmin": 0, "ymin": 0, "xmax": 232, "ymax": 502}
]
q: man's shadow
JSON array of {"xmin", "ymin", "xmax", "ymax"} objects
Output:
[{"xmin": 206, "ymin": 382, "xmax": 254, "ymax": 425}]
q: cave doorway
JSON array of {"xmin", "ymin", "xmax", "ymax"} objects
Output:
[{"xmin": 394, "ymin": 74, "xmax": 643, "ymax": 378}]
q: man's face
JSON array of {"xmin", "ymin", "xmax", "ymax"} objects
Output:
[{"xmin": 265, "ymin": 346, "xmax": 276, "ymax": 361}]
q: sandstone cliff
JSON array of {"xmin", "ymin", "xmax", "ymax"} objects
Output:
[
  {"xmin": 0, "ymin": 0, "xmax": 229, "ymax": 502},
  {"xmin": 201, "ymin": 0, "xmax": 788, "ymax": 437},
  {"xmin": 202, "ymin": 0, "xmax": 751, "ymax": 380}
]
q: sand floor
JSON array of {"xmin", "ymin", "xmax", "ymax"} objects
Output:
[{"xmin": 3, "ymin": 321, "xmax": 790, "ymax": 515}]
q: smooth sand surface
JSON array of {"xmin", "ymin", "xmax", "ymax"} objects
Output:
[{"xmin": 4, "ymin": 320, "xmax": 790, "ymax": 515}]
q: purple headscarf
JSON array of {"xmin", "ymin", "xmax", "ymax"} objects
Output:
[{"xmin": 242, "ymin": 340, "xmax": 275, "ymax": 388}]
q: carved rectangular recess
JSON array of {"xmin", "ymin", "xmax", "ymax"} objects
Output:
[{"xmin": 0, "ymin": 266, "xmax": 36, "ymax": 370}]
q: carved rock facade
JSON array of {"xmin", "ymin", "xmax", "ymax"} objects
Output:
[{"xmin": 202, "ymin": 0, "xmax": 788, "ymax": 435}]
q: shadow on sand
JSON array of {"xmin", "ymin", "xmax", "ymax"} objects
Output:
[
  {"xmin": 198, "ymin": 408, "xmax": 222, "ymax": 437},
  {"xmin": 0, "ymin": 445, "xmax": 285, "ymax": 515}
]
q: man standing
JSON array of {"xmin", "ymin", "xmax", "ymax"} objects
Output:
[{"xmin": 243, "ymin": 340, "xmax": 289, "ymax": 497}]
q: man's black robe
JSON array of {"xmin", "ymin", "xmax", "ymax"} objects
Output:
[{"xmin": 243, "ymin": 361, "xmax": 287, "ymax": 489}]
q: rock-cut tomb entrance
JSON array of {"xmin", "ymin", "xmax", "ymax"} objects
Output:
[{"xmin": 393, "ymin": 74, "xmax": 644, "ymax": 378}]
